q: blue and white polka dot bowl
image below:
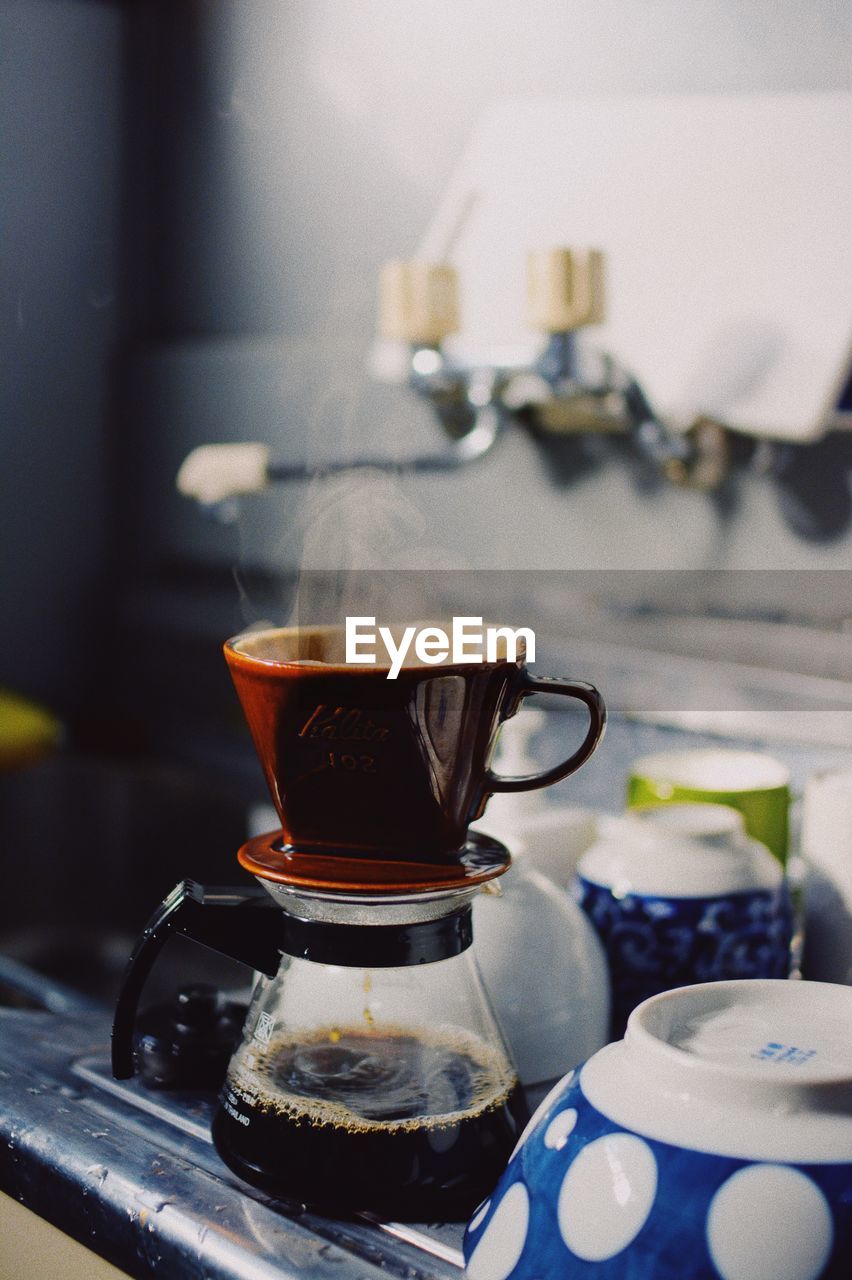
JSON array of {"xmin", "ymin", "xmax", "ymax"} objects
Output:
[{"xmin": 463, "ymin": 980, "xmax": 852, "ymax": 1280}]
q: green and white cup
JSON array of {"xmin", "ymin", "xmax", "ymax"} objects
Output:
[{"xmin": 627, "ymin": 748, "xmax": 791, "ymax": 865}]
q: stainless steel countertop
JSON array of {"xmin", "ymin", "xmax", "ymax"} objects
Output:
[{"xmin": 0, "ymin": 998, "xmax": 465, "ymax": 1279}]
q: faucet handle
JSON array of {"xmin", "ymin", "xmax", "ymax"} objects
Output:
[
  {"xmin": 378, "ymin": 260, "xmax": 460, "ymax": 345},
  {"xmin": 527, "ymin": 248, "xmax": 606, "ymax": 332}
]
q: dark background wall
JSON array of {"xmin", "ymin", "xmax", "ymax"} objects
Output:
[{"xmin": 1, "ymin": 0, "xmax": 123, "ymax": 711}]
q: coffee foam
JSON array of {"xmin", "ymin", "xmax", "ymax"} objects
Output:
[
  {"xmin": 230, "ymin": 622, "xmax": 523, "ymax": 669},
  {"xmin": 227, "ymin": 1023, "xmax": 518, "ymax": 1135},
  {"xmin": 232, "ymin": 623, "xmax": 446, "ymax": 668}
]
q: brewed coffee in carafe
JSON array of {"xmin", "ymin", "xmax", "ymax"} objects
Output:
[{"xmin": 211, "ymin": 913, "xmax": 527, "ymax": 1218}]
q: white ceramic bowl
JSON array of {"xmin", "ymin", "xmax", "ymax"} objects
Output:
[
  {"xmin": 473, "ymin": 860, "xmax": 609, "ymax": 1098},
  {"xmin": 475, "ymin": 806, "xmax": 599, "ymax": 890}
]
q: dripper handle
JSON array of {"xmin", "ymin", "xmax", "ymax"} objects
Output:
[
  {"xmin": 487, "ymin": 674, "xmax": 606, "ymax": 793},
  {"xmin": 111, "ymin": 880, "xmax": 281, "ymax": 1080}
]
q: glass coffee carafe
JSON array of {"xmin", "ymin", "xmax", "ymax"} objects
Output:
[
  {"xmin": 112, "ymin": 869, "xmax": 527, "ymax": 1219},
  {"xmin": 112, "ymin": 624, "xmax": 605, "ymax": 1219},
  {"xmin": 215, "ymin": 886, "xmax": 527, "ymax": 1218}
]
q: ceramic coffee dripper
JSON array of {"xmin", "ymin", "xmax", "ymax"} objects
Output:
[
  {"xmin": 464, "ymin": 979, "xmax": 852, "ymax": 1280},
  {"xmin": 225, "ymin": 624, "xmax": 605, "ymax": 865}
]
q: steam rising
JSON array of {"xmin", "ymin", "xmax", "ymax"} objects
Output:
[
  {"xmin": 292, "ymin": 469, "xmax": 469, "ymax": 629},
  {"xmin": 224, "ymin": 326, "xmax": 471, "ymax": 636},
  {"xmin": 233, "ymin": 458, "xmax": 471, "ymax": 638}
]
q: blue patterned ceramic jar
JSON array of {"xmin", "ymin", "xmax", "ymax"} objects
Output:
[
  {"xmin": 463, "ymin": 979, "xmax": 852, "ymax": 1280},
  {"xmin": 576, "ymin": 805, "xmax": 792, "ymax": 1036}
]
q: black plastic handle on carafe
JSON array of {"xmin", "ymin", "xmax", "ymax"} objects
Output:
[{"xmin": 111, "ymin": 880, "xmax": 281, "ymax": 1080}]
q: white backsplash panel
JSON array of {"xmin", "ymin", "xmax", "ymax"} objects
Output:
[{"xmin": 427, "ymin": 92, "xmax": 852, "ymax": 441}]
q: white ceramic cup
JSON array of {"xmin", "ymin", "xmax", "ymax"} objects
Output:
[
  {"xmin": 628, "ymin": 748, "xmax": 792, "ymax": 864},
  {"xmin": 802, "ymin": 768, "xmax": 852, "ymax": 985}
]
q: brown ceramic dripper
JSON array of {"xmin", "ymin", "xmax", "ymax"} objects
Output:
[{"xmin": 225, "ymin": 624, "xmax": 606, "ymax": 875}]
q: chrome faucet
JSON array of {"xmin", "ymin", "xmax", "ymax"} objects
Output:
[
  {"xmin": 376, "ymin": 258, "xmax": 507, "ymax": 461},
  {"xmin": 176, "ymin": 248, "xmax": 848, "ymax": 539},
  {"xmin": 177, "ymin": 247, "xmax": 728, "ymax": 511},
  {"xmin": 382, "ymin": 249, "xmax": 728, "ymax": 491}
]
